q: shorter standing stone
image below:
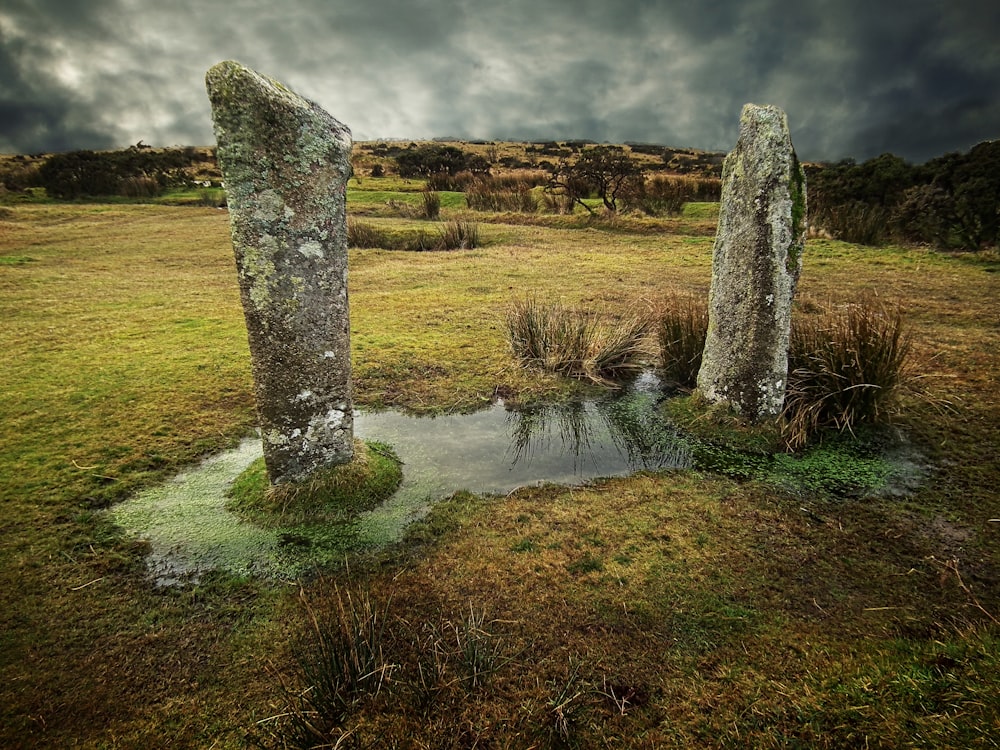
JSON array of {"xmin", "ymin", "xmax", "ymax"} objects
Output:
[
  {"xmin": 696, "ymin": 103, "xmax": 806, "ymax": 421},
  {"xmin": 206, "ymin": 61, "xmax": 354, "ymax": 483}
]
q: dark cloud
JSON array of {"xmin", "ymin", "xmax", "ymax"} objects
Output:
[{"xmin": 0, "ymin": 0, "xmax": 996, "ymax": 161}]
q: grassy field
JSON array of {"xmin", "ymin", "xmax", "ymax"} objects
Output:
[{"xmin": 1, "ymin": 184, "xmax": 998, "ymax": 747}]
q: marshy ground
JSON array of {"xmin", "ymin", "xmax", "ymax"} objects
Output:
[{"xmin": 1, "ymin": 187, "xmax": 998, "ymax": 747}]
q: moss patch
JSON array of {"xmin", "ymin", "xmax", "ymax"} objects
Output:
[{"xmin": 666, "ymin": 395, "xmax": 909, "ymax": 497}]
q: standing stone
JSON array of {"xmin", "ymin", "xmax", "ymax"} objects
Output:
[
  {"xmin": 696, "ymin": 103, "xmax": 806, "ymax": 421},
  {"xmin": 205, "ymin": 60, "xmax": 353, "ymax": 483}
]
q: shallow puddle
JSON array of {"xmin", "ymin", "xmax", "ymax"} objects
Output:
[{"xmin": 112, "ymin": 373, "xmax": 692, "ymax": 583}]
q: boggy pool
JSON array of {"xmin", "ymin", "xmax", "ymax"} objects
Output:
[
  {"xmin": 113, "ymin": 372, "xmax": 926, "ymax": 584},
  {"xmin": 113, "ymin": 372, "xmax": 692, "ymax": 584}
]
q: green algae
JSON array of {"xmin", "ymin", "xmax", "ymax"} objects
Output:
[
  {"xmin": 110, "ymin": 438, "xmax": 276, "ymax": 584},
  {"xmin": 110, "ymin": 437, "xmax": 410, "ymax": 584}
]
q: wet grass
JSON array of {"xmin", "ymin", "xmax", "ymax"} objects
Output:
[{"xmin": 0, "ymin": 202, "xmax": 998, "ymax": 746}]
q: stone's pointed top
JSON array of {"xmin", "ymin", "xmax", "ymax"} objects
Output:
[
  {"xmin": 206, "ymin": 60, "xmax": 296, "ymax": 107},
  {"xmin": 205, "ymin": 60, "xmax": 350, "ymax": 148},
  {"xmin": 737, "ymin": 104, "xmax": 793, "ymax": 147},
  {"xmin": 205, "ymin": 59, "xmax": 352, "ymax": 206},
  {"xmin": 741, "ymin": 102, "xmax": 787, "ymax": 119}
]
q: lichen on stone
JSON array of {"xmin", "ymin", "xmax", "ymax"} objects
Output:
[
  {"xmin": 206, "ymin": 60, "xmax": 354, "ymax": 484},
  {"xmin": 697, "ymin": 103, "xmax": 806, "ymax": 422}
]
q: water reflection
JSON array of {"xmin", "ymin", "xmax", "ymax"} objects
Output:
[
  {"xmin": 115, "ymin": 371, "xmax": 691, "ymax": 582},
  {"xmin": 354, "ymin": 371, "xmax": 690, "ymax": 498}
]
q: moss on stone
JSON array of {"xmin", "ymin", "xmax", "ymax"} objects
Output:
[{"xmin": 787, "ymin": 151, "xmax": 807, "ymax": 275}]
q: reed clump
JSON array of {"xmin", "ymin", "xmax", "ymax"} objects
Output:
[
  {"xmin": 504, "ymin": 297, "xmax": 650, "ymax": 383},
  {"xmin": 781, "ymin": 295, "xmax": 914, "ymax": 449}
]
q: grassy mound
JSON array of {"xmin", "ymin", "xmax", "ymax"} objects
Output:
[{"xmin": 226, "ymin": 440, "xmax": 402, "ymax": 529}]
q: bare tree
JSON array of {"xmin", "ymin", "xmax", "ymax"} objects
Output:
[{"xmin": 547, "ymin": 146, "xmax": 644, "ymax": 214}]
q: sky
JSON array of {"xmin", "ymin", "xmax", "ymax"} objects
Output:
[{"xmin": 1, "ymin": 0, "xmax": 997, "ymax": 163}]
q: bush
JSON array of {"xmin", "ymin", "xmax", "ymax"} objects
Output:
[
  {"xmin": 426, "ymin": 170, "xmax": 477, "ymax": 192},
  {"xmin": 781, "ymin": 296, "xmax": 912, "ymax": 450},
  {"xmin": 622, "ymin": 175, "xmax": 722, "ymax": 217},
  {"xmin": 35, "ymin": 146, "xmax": 202, "ymax": 199},
  {"xmin": 466, "ymin": 184, "xmax": 537, "ymax": 213},
  {"xmin": 548, "ymin": 146, "xmax": 644, "ymax": 214},
  {"xmin": 347, "ymin": 220, "xmax": 389, "ymax": 248},
  {"xmin": 807, "ymin": 142, "xmax": 1000, "ymax": 250},
  {"xmin": 395, "ymin": 145, "xmax": 489, "ymax": 178},
  {"xmin": 812, "ymin": 201, "xmax": 891, "ymax": 246},
  {"xmin": 892, "ymin": 184, "xmax": 952, "ymax": 248},
  {"xmin": 504, "ymin": 297, "xmax": 650, "ymax": 383}
]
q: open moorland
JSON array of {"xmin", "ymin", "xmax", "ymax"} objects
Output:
[{"xmin": 1, "ymin": 144, "xmax": 999, "ymax": 748}]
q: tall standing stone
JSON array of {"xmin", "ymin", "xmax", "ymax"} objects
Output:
[
  {"xmin": 205, "ymin": 60, "xmax": 353, "ymax": 483},
  {"xmin": 696, "ymin": 103, "xmax": 806, "ymax": 421}
]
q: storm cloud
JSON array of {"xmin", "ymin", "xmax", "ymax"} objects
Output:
[{"xmin": 1, "ymin": 0, "xmax": 997, "ymax": 162}]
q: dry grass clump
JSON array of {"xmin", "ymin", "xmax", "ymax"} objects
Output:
[
  {"xmin": 465, "ymin": 182, "xmax": 538, "ymax": 213},
  {"xmin": 347, "ymin": 218, "xmax": 389, "ymax": 248},
  {"xmin": 781, "ymin": 295, "xmax": 914, "ymax": 449},
  {"xmin": 347, "ymin": 219, "xmax": 480, "ymax": 251},
  {"xmin": 654, "ymin": 293, "xmax": 709, "ymax": 386},
  {"xmin": 504, "ymin": 297, "xmax": 650, "ymax": 383},
  {"xmin": 650, "ymin": 293, "xmax": 917, "ymax": 448},
  {"xmin": 260, "ymin": 586, "xmax": 396, "ymax": 747},
  {"xmin": 622, "ymin": 174, "xmax": 723, "ymax": 216},
  {"xmin": 420, "ymin": 188, "xmax": 440, "ymax": 220},
  {"xmin": 438, "ymin": 220, "xmax": 480, "ymax": 250}
]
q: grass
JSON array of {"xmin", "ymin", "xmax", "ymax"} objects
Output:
[
  {"xmin": 782, "ymin": 295, "xmax": 917, "ymax": 449},
  {"xmin": 226, "ymin": 440, "xmax": 402, "ymax": 528},
  {"xmin": 504, "ymin": 296, "xmax": 650, "ymax": 383},
  {"xmin": 1, "ymin": 193, "xmax": 998, "ymax": 747},
  {"xmin": 654, "ymin": 292, "xmax": 709, "ymax": 386},
  {"xmin": 652, "ymin": 291, "xmax": 920, "ymax": 449},
  {"xmin": 347, "ymin": 218, "xmax": 481, "ymax": 251}
]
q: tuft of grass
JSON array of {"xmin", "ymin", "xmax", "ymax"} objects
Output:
[
  {"xmin": 420, "ymin": 188, "xmax": 440, "ymax": 220},
  {"xmin": 437, "ymin": 220, "xmax": 479, "ymax": 250},
  {"xmin": 654, "ymin": 293, "xmax": 708, "ymax": 387},
  {"xmin": 347, "ymin": 218, "xmax": 389, "ymax": 248},
  {"xmin": 454, "ymin": 604, "xmax": 511, "ymax": 691},
  {"xmin": 348, "ymin": 220, "xmax": 481, "ymax": 252},
  {"xmin": 466, "ymin": 183, "xmax": 538, "ymax": 213},
  {"xmin": 259, "ymin": 585, "xmax": 396, "ymax": 746},
  {"xmin": 782, "ymin": 296, "xmax": 914, "ymax": 450},
  {"xmin": 504, "ymin": 296, "xmax": 650, "ymax": 384},
  {"xmin": 815, "ymin": 201, "xmax": 891, "ymax": 246},
  {"xmin": 622, "ymin": 175, "xmax": 722, "ymax": 217}
]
